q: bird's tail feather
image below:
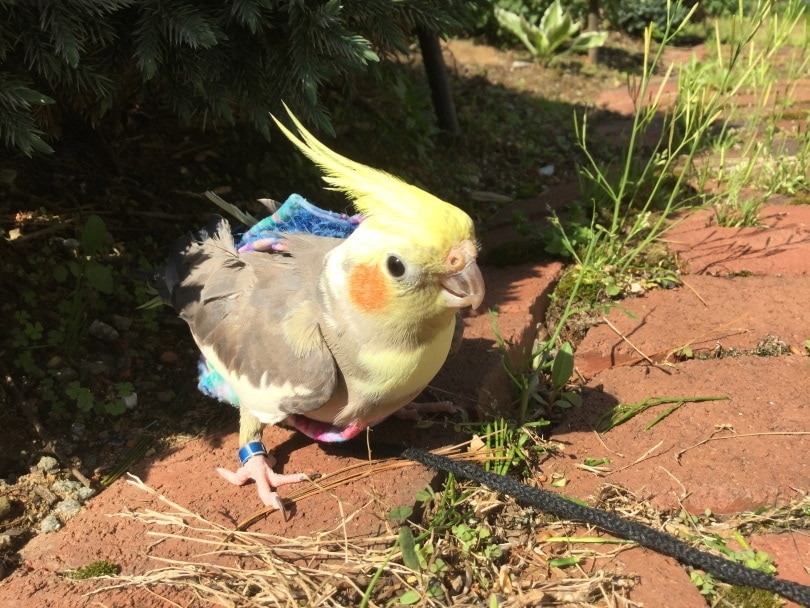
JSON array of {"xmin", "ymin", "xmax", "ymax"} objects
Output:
[{"xmin": 163, "ymin": 215, "xmax": 233, "ymax": 302}]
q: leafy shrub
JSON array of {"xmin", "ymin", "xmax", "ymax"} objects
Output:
[
  {"xmin": 495, "ymin": 0, "xmax": 607, "ymax": 60},
  {"xmin": 703, "ymin": 0, "xmax": 735, "ymax": 16},
  {"xmin": 0, "ymin": 0, "xmax": 467, "ymax": 155},
  {"xmin": 603, "ymin": 0, "xmax": 691, "ymax": 38},
  {"xmin": 702, "ymin": 0, "xmax": 752, "ymax": 17},
  {"xmin": 470, "ymin": 0, "xmax": 590, "ymax": 41}
]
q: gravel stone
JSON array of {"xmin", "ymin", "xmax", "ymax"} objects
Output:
[
  {"xmin": 0, "ymin": 496, "xmax": 12, "ymax": 521},
  {"xmin": 40, "ymin": 515, "xmax": 61, "ymax": 533},
  {"xmin": 79, "ymin": 359, "xmax": 109, "ymax": 376},
  {"xmin": 123, "ymin": 392, "xmax": 138, "ymax": 409},
  {"xmin": 110, "ymin": 314, "xmax": 134, "ymax": 331},
  {"xmin": 54, "ymin": 499, "xmax": 82, "ymax": 519},
  {"xmin": 51, "ymin": 479, "xmax": 82, "ymax": 496},
  {"xmin": 76, "ymin": 487, "xmax": 96, "ymax": 502},
  {"xmin": 36, "ymin": 456, "xmax": 59, "ymax": 473},
  {"xmin": 88, "ymin": 319, "xmax": 120, "ymax": 342}
]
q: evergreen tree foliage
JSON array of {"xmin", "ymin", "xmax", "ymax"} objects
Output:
[{"xmin": 0, "ymin": 0, "xmax": 466, "ymax": 155}]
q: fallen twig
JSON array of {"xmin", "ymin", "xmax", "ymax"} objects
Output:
[
  {"xmin": 611, "ymin": 440, "xmax": 665, "ymax": 474},
  {"xmin": 677, "ymin": 430, "xmax": 810, "ymax": 462},
  {"xmin": 602, "ymin": 315, "xmax": 658, "ymax": 367},
  {"xmin": 592, "ymin": 429, "xmax": 625, "ymax": 458},
  {"xmin": 679, "ymin": 277, "xmax": 707, "ymax": 307}
]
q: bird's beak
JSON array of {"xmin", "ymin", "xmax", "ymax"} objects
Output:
[{"xmin": 441, "ymin": 241, "xmax": 485, "ymax": 310}]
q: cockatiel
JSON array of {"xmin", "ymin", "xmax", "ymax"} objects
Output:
[{"xmin": 166, "ymin": 109, "xmax": 484, "ymax": 513}]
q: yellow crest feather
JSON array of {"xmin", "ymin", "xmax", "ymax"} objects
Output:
[{"xmin": 271, "ymin": 105, "xmax": 474, "ymax": 251}]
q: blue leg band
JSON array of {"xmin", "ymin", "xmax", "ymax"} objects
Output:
[{"xmin": 238, "ymin": 441, "xmax": 268, "ymax": 465}]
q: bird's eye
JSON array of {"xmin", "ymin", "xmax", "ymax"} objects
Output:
[{"xmin": 386, "ymin": 255, "xmax": 406, "ymax": 278}]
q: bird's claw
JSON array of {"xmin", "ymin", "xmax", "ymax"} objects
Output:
[
  {"xmin": 271, "ymin": 493, "xmax": 289, "ymax": 521},
  {"xmin": 216, "ymin": 453, "xmax": 312, "ymax": 516}
]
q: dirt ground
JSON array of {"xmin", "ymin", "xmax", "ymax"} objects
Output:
[{"xmin": 1, "ymin": 37, "xmax": 809, "ymax": 608}]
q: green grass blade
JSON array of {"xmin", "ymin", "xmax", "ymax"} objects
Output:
[{"xmin": 598, "ymin": 396, "xmax": 729, "ymax": 432}]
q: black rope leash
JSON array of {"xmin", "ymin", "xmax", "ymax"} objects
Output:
[{"xmin": 402, "ymin": 447, "xmax": 810, "ymax": 606}]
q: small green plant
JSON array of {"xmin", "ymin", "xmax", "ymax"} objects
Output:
[
  {"xmin": 716, "ymin": 194, "xmax": 765, "ymax": 228},
  {"xmin": 367, "ymin": 472, "xmax": 504, "ymax": 606},
  {"xmin": 422, "ymin": 478, "xmax": 503, "ymax": 588},
  {"xmin": 690, "ymin": 569, "xmax": 717, "ymax": 597},
  {"xmin": 65, "ymin": 380, "xmax": 132, "ymax": 417},
  {"xmin": 64, "ymin": 560, "xmax": 120, "ymax": 580},
  {"xmin": 677, "ymin": 506, "xmax": 784, "ymax": 604},
  {"xmin": 688, "ymin": 530, "xmax": 781, "ymax": 605},
  {"xmin": 53, "ymin": 214, "xmax": 115, "ymax": 351},
  {"xmin": 494, "ymin": 0, "xmax": 606, "ymax": 61},
  {"xmin": 451, "ymin": 522, "xmax": 502, "ymax": 560},
  {"xmin": 540, "ymin": 200, "xmax": 596, "ymax": 258},
  {"xmin": 13, "ymin": 349, "xmax": 40, "ymax": 375},
  {"xmin": 100, "ymin": 436, "xmax": 152, "ymax": 487},
  {"xmin": 391, "ymin": 514, "xmax": 448, "ymax": 604},
  {"xmin": 473, "ymin": 416, "xmax": 552, "ymax": 475},
  {"xmin": 65, "ymin": 381, "xmax": 95, "ymax": 413},
  {"xmin": 703, "ymin": 530, "xmax": 777, "ymax": 575},
  {"xmin": 533, "ymin": 340, "xmax": 581, "ymax": 409},
  {"xmin": 10, "ymin": 310, "xmax": 43, "ymax": 348},
  {"xmin": 674, "ymin": 345, "xmax": 694, "ymax": 360},
  {"xmin": 109, "ymin": 382, "xmax": 134, "ymax": 415},
  {"xmin": 491, "ymin": 311, "xmax": 580, "ymax": 425}
]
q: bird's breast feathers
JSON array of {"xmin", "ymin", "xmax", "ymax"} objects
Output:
[{"xmin": 330, "ymin": 316, "xmax": 455, "ymax": 426}]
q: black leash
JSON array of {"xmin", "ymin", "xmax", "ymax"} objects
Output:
[{"xmin": 402, "ymin": 447, "xmax": 810, "ymax": 606}]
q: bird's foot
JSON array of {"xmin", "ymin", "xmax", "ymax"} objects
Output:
[
  {"xmin": 286, "ymin": 415, "xmax": 368, "ymax": 442},
  {"xmin": 215, "ymin": 441, "xmax": 312, "ymax": 518},
  {"xmin": 286, "ymin": 403, "xmax": 460, "ymax": 443},
  {"xmin": 394, "ymin": 400, "xmax": 460, "ymax": 421}
]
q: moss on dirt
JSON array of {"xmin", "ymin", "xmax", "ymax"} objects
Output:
[{"xmin": 64, "ymin": 560, "xmax": 120, "ymax": 580}]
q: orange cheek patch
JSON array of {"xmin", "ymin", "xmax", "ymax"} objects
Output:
[{"xmin": 348, "ymin": 264, "xmax": 390, "ymax": 314}]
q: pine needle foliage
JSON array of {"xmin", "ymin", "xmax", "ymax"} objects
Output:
[{"xmin": 0, "ymin": 0, "xmax": 466, "ymax": 155}]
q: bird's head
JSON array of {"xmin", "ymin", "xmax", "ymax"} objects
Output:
[{"xmin": 273, "ymin": 109, "xmax": 484, "ymax": 332}]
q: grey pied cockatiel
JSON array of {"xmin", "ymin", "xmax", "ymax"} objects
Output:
[{"xmin": 165, "ymin": 110, "xmax": 484, "ymax": 514}]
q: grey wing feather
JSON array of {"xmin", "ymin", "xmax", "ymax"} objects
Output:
[{"xmin": 169, "ymin": 217, "xmax": 344, "ymax": 417}]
